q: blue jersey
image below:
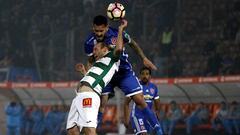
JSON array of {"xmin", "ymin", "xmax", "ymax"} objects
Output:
[
  {"xmin": 132, "ymin": 81, "xmax": 159, "ymax": 115},
  {"xmin": 84, "ymin": 27, "xmax": 132, "ymax": 70}
]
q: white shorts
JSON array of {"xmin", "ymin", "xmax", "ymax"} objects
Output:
[{"xmin": 66, "ymin": 92, "xmax": 100, "ymax": 131}]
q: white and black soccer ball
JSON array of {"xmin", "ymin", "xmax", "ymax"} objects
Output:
[{"xmin": 107, "ymin": 2, "xmax": 126, "ymax": 21}]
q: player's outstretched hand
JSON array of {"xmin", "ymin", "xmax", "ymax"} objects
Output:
[
  {"xmin": 143, "ymin": 57, "xmax": 158, "ymax": 70},
  {"xmin": 75, "ymin": 63, "xmax": 87, "ymax": 75},
  {"xmin": 119, "ymin": 19, "xmax": 128, "ymax": 29}
]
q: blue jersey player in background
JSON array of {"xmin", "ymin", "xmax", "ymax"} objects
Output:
[
  {"xmin": 123, "ymin": 67, "xmax": 161, "ymax": 135},
  {"xmin": 84, "ymin": 15, "xmax": 162, "ymax": 134}
]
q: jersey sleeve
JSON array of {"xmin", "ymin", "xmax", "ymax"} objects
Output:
[
  {"xmin": 84, "ymin": 40, "xmax": 94, "ymax": 56},
  {"xmin": 153, "ymin": 84, "xmax": 160, "ymax": 99},
  {"xmin": 123, "ymin": 31, "xmax": 131, "ymax": 44}
]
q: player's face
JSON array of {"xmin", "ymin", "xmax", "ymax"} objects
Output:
[
  {"xmin": 93, "ymin": 43, "xmax": 108, "ymax": 60},
  {"xmin": 140, "ymin": 69, "xmax": 151, "ymax": 84},
  {"xmin": 93, "ymin": 24, "xmax": 108, "ymax": 41}
]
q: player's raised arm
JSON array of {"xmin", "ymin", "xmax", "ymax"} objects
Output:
[
  {"xmin": 75, "ymin": 63, "xmax": 87, "ymax": 75},
  {"xmin": 128, "ymin": 38, "xmax": 157, "ymax": 70},
  {"xmin": 114, "ymin": 19, "xmax": 128, "ymax": 56}
]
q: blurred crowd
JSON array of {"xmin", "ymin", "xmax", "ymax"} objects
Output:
[
  {"xmin": 5, "ymin": 100, "xmax": 240, "ymax": 135},
  {"xmin": 0, "ymin": 0, "xmax": 240, "ymax": 81},
  {"xmin": 155, "ymin": 100, "xmax": 240, "ymax": 135},
  {"xmin": 5, "ymin": 101, "xmax": 68, "ymax": 135}
]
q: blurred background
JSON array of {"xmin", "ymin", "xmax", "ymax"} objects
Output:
[{"xmin": 0, "ymin": 0, "xmax": 240, "ymax": 134}]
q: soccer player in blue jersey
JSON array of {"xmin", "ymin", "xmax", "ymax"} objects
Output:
[
  {"xmin": 123, "ymin": 67, "xmax": 161, "ymax": 135},
  {"xmin": 84, "ymin": 15, "xmax": 162, "ymax": 134}
]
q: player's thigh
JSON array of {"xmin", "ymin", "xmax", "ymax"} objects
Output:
[
  {"xmin": 131, "ymin": 93, "xmax": 147, "ymax": 109},
  {"xmin": 117, "ymin": 72, "xmax": 142, "ymax": 96},
  {"xmin": 67, "ymin": 125, "xmax": 80, "ymax": 135},
  {"xmin": 99, "ymin": 95, "xmax": 109, "ymax": 112},
  {"xmin": 66, "ymin": 97, "xmax": 79, "ymax": 130},
  {"xmin": 82, "ymin": 127, "xmax": 97, "ymax": 135}
]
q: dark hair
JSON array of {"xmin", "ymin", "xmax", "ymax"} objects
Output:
[
  {"xmin": 93, "ymin": 15, "xmax": 108, "ymax": 26},
  {"xmin": 140, "ymin": 67, "xmax": 151, "ymax": 75},
  {"xmin": 170, "ymin": 100, "xmax": 177, "ymax": 105}
]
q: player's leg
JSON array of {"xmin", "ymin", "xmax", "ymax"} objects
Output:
[
  {"xmin": 98, "ymin": 94, "xmax": 109, "ymax": 124},
  {"xmin": 98, "ymin": 80, "xmax": 115, "ymax": 124},
  {"xmin": 67, "ymin": 126, "xmax": 80, "ymax": 135},
  {"xmin": 74, "ymin": 91, "xmax": 100, "ymax": 134},
  {"xmin": 117, "ymin": 71, "xmax": 163, "ymax": 135},
  {"xmin": 82, "ymin": 127, "xmax": 97, "ymax": 135},
  {"xmin": 130, "ymin": 114, "xmax": 148, "ymax": 135},
  {"xmin": 67, "ymin": 97, "xmax": 81, "ymax": 135},
  {"xmin": 131, "ymin": 93, "xmax": 162, "ymax": 134}
]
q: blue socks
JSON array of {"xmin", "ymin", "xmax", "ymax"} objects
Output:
[
  {"xmin": 97, "ymin": 112, "xmax": 103, "ymax": 125},
  {"xmin": 142, "ymin": 107, "xmax": 163, "ymax": 135}
]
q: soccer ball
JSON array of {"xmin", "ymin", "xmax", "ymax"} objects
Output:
[{"xmin": 107, "ymin": 2, "xmax": 125, "ymax": 21}]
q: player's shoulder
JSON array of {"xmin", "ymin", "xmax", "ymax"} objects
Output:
[
  {"xmin": 149, "ymin": 82, "xmax": 158, "ymax": 89},
  {"xmin": 108, "ymin": 26, "xmax": 129, "ymax": 34},
  {"xmin": 85, "ymin": 33, "xmax": 96, "ymax": 45},
  {"xmin": 107, "ymin": 27, "xmax": 118, "ymax": 35},
  {"xmin": 108, "ymin": 26, "xmax": 131, "ymax": 41}
]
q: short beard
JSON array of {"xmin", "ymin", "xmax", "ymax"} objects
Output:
[{"xmin": 141, "ymin": 79, "xmax": 148, "ymax": 85}]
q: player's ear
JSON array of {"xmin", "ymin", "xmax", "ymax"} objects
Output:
[{"xmin": 106, "ymin": 25, "xmax": 109, "ymax": 31}]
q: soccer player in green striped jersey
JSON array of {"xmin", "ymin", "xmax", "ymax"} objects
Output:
[{"xmin": 66, "ymin": 20, "xmax": 128, "ymax": 135}]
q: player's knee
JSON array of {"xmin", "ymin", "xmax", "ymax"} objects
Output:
[
  {"xmin": 132, "ymin": 94, "xmax": 147, "ymax": 109},
  {"xmin": 83, "ymin": 127, "xmax": 96, "ymax": 135},
  {"xmin": 67, "ymin": 126, "xmax": 79, "ymax": 135}
]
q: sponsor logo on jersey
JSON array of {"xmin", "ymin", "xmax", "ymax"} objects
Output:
[{"xmin": 83, "ymin": 98, "xmax": 92, "ymax": 108}]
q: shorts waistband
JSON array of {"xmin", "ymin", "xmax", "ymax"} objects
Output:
[{"xmin": 77, "ymin": 81, "xmax": 100, "ymax": 96}]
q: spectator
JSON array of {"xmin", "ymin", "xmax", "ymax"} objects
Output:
[
  {"xmin": 212, "ymin": 101, "xmax": 232, "ymax": 134},
  {"xmin": 44, "ymin": 105, "xmax": 59, "ymax": 135},
  {"xmin": 166, "ymin": 100, "xmax": 183, "ymax": 135},
  {"xmin": 55, "ymin": 105, "xmax": 67, "ymax": 135},
  {"xmin": 159, "ymin": 26, "xmax": 174, "ymax": 57},
  {"xmin": 185, "ymin": 102, "xmax": 209, "ymax": 135},
  {"xmin": 5, "ymin": 100, "xmax": 23, "ymax": 135},
  {"xmin": 205, "ymin": 51, "xmax": 222, "ymax": 76},
  {"xmin": 227, "ymin": 101, "xmax": 240, "ymax": 135},
  {"xmin": 158, "ymin": 105, "xmax": 168, "ymax": 134},
  {"xmin": 30, "ymin": 105, "xmax": 45, "ymax": 135},
  {"xmin": 220, "ymin": 54, "xmax": 234, "ymax": 75}
]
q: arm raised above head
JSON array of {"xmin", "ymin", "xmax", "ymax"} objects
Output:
[{"xmin": 114, "ymin": 19, "xmax": 128, "ymax": 56}]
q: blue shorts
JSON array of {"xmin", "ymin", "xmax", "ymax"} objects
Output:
[
  {"xmin": 130, "ymin": 113, "xmax": 152, "ymax": 134},
  {"xmin": 102, "ymin": 69, "xmax": 142, "ymax": 97}
]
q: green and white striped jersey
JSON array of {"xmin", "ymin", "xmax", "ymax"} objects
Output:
[{"xmin": 80, "ymin": 51, "xmax": 120, "ymax": 95}]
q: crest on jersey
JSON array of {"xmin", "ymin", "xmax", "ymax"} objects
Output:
[
  {"xmin": 111, "ymin": 37, "xmax": 117, "ymax": 45},
  {"xmin": 150, "ymin": 88, "xmax": 155, "ymax": 94}
]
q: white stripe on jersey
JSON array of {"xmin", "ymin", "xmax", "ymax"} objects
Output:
[
  {"xmin": 95, "ymin": 84, "xmax": 102, "ymax": 93},
  {"xmin": 81, "ymin": 76, "xmax": 95, "ymax": 86},
  {"xmin": 102, "ymin": 60, "xmax": 120, "ymax": 86},
  {"xmin": 96, "ymin": 57, "xmax": 111, "ymax": 66},
  {"xmin": 88, "ymin": 66, "xmax": 104, "ymax": 75}
]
